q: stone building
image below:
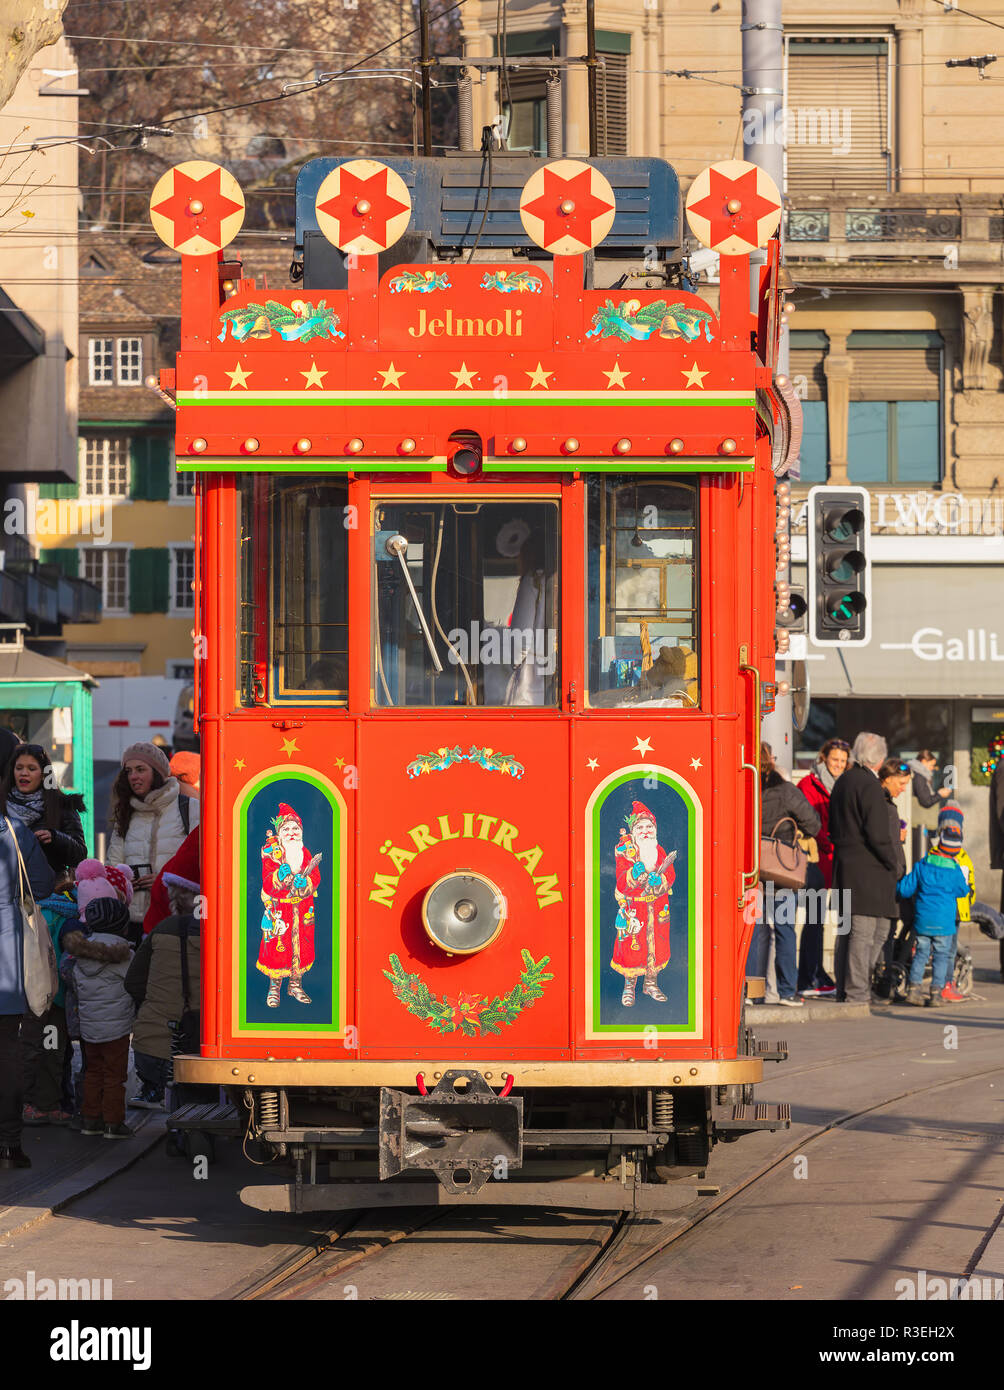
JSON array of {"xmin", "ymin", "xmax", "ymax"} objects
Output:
[{"xmin": 460, "ymin": 0, "xmax": 1004, "ymax": 891}]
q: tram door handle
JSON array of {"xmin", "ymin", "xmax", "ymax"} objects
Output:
[{"xmin": 738, "ymin": 651, "xmax": 762, "ymax": 906}]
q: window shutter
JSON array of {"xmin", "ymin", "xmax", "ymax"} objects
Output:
[
  {"xmin": 597, "ymin": 51, "xmax": 628, "ymax": 156},
  {"xmin": 788, "ymin": 332, "xmax": 828, "ymax": 401},
  {"xmin": 38, "ymin": 481, "xmax": 77, "ymax": 500},
  {"xmin": 130, "ymin": 548, "xmax": 170, "ymax": 612},
  {"xmin": 129, "ymin": 437, "xmax": 149, "ymax": 500},
  {"xmin": 786, "ymin": 39, "xmax": 889, "ymax": 194},
  {"xmin": 146, "ymin": 436, "xmax": 171, "ymax": 500},
  {"xmin": 39, "ymin": 548, "xmax": 79, "ymax": 577},
  {"xmin": 847, "ymin": 333, "xmax": 942, "ymax": 401}
]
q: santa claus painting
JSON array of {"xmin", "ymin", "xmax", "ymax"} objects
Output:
[
  {"xmin": 257, "ymin": 802, "xmax": 322, "ymax": 1007},
  {"xmin": 611, "ymin": 800, "xmax": 677, "ymax": 1006}
]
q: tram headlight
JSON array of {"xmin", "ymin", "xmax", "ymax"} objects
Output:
[{"xmin": 422, "ymin": 872, "xmax": 507, "ymax": 955}]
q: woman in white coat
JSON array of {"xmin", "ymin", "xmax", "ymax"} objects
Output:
[{"xmin": 106, "ymin": 743, "xmax": 191, "ymax": 939}]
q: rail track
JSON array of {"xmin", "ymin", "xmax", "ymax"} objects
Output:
[{"xmin": 223, "ymin": 1058, "xmax": 1004, "ymax": 1302}]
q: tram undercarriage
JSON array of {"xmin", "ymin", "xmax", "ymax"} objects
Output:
[{"xmin": 173, "ymin": 1017, "xmax": 789, "ymax": 1212}]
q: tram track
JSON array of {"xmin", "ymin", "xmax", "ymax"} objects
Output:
[{"xmin": 225, "ymin": 1058, "xmax": 1003, "ymax": 1301}]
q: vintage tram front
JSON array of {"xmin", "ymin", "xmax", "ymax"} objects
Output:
[{"xmin": 156, "ymin": 152, "xmax": 796, "ymax": 1211}]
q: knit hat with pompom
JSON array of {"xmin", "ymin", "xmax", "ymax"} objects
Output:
[{"xmin": 75, "ymin": 859, "xmax": 121, "ymax": 922}]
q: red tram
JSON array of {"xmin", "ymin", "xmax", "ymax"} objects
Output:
[{"xmin": 154, "ymin": 151, "xmax": 798, "ymax": 1211}]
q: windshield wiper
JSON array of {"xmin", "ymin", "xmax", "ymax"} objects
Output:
[{"xmin": 385, "ymin": 534, "xmax": 444, "ymax": 673}]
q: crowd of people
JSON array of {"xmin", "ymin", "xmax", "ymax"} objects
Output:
[
  {"xmin": 0, "ymin": 737, "xmax": 201, "ymax": 1170},
  {"xmin": 753, "ymin": 731, "xmax": 1004, "ymax": 1008}
]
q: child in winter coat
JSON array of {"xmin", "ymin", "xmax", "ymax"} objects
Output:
[
  {"xmin": 897, "ymin": 820, "xmax": 971, "ymax": 1008},
  {"xmin": 60, "ymin": 898, "xmax": 136, "ymax": 1138},
  {"xmin": 20, "ymin": 874, "xmax": 78, "ymax": 1125}
]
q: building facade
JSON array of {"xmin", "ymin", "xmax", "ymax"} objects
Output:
[
  {"xmin": 460, "ymin": 0, "xmax": 1004, "ymax": 894},
  {"xmin": 32, "ymin": 240, "xmax": 195, "ymax": 679}
]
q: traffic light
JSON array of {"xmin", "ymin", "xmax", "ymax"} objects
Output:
[
  {"xmin": 807, "ymin": 485, "xmax": 871, "ymax": 647},
  {"xmin": 775, "ymin": 585, "xmax": 807, "ymax": 631}
]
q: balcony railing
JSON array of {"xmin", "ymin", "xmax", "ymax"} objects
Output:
[{"xmin": 785, "ymin": 195, "xmax": 998, "ymax": 259}]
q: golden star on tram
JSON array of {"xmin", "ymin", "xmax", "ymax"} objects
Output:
[
  {"xmin": 633, "ymin": 736, "xmax": 653, "ymax": 756},
  {"xmin": 690, "ymin": 756, "xmax": 703, "ymax": 770},
  {"xmin": 378, "ymin": 361, "xmax": 405, "ymax": 388},
  {"xmin": 603, "ymin": 359, "xmax": 630, "ymax": 389},
  {"xmin": 226, "ymin": 362, "xmax": 252, "ymax": 389},
  {"xmin": 682, "ymin": 361, "xmax": 709, "ymax": 389},
  {"xmin": 450, "ymin": 361, "xmax": 479, "ymax": 389},
  {"xmin": 525, "ymin": 361, "xmax": 553, "ymax": 389},
  {"xmin": 333, "ymin": 756, "xmax": 346, "ymax": 769},
  {"xmin": 280, "ymin": 737, "xmax": 300, "ymax": 758},
  {"xmin": 301, "ymin": 360, "xmax": 327, "ymax": 388},
  {"xmin": 587, "ymin": 757, "xmax": 599, "ymax": 770},
  {"xmin": 234, "ymin": 757, "xmax": 247, "ymax": 771}
]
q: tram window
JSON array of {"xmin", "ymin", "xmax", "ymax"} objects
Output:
[
  {"xmin": 586, "ymin": 477, "xmax": 700, "ymax": 709},
  {"xmin": 238, "ymin": 476, "xmax": 348, "ymax": 705},
  {"xmin": 372, "ymin": 501, "xmax": 559, "ymax": 708}
]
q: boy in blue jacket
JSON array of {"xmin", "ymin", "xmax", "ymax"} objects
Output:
[{"xmin": 898, "ymin": 820, "xmax": 971, "ymax": 1007}]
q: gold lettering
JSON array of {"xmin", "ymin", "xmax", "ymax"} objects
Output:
[
  {"xmin": 515, "ymin": 308, "xmax": 523, "ymax": 335},
  {"xmin": 428, "ymin": 317, "xmax": 445, "ymax": 337},
  {"xmin": 437, "ymin": 814, "xmax": 460, "ymax": 841},
  {"xmin": 475, "ymin": 814, "xmax": 497, "ymax": 841},
  {"xmin": 462, "ymin": 812, "xmax": 475, "ymax": 838},
  {"xmin": 533, "ymin": 873, "xmax": 563, "ymax": 909},
  {"xmin": 369, "ymin": 873, "xmax": 399, "ymax": 908},
  {"xmin": 408, "ymin": 823, "xmax": 439, "ymax": 852},
  {"xmin": 516, "ymin": 844, "xmax": 543, "ymax": 875},
  {"xmin": 455, "ymin": 317, "xmax": 483, "ymax": 336},
  {"xmin": 407, "ymin": 307, "xmax": 427, "ymax": 338},
  {"xmin": 492, "ymin": 820, "xmax": 518, "ymax": 852},
  {"xmin": 386, "ymin": 845, "xmax": 417, "ymax": 874},
  {"xmin": 485, "ymin": 318, "xmax": 503, "ymax": 337}
]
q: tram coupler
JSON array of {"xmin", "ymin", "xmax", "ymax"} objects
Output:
[{"xmin": 379, "ymin": 1069, "xmax": 523, "ymax": 1194}]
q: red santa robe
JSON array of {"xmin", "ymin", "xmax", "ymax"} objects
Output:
[
  {"xmin": 256, "ymin": 832, "xmax": 321, "ymax": 981},
  {"xmin": 611, "ymin": 830, "xmax": 675, "ymax": 978}
]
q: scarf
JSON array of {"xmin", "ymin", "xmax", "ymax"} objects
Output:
[
  {"xmin": 6, "ymin": 786, "xmax": 46, "ymax": 827},
  {"xmin": 815, "ymin": 761, "xmax": 837, "ymax": 795}
]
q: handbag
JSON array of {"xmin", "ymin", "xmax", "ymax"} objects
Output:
[
  {"xmin": 5, "ymin": 817, "xmax": 58, "ymax": 1017},
  {"xmin": 759, "ymin": 815, "xmax": 809, "ymax": 890}
]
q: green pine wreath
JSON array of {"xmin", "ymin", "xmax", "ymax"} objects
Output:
[{"xmin": 383, "ymin": 950, "xmax": 554, "ymax": 1038}]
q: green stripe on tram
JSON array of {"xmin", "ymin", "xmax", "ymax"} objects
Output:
[{"xmin": 178, "ymin": 393, "xmax": 756, "ymax": 410}]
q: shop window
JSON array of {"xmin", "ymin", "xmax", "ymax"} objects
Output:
[{"xmin": 587, "ymin": 478, "xmax": 699, "ymax": 709}]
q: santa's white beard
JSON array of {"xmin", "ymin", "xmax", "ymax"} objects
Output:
[
  {"xmin": 635, "ymin": 835, "xmax": 658, "ymax": 870},
  {"xmin": 282, "ymin": 839, "xmax": 305, "ymax": 872}
]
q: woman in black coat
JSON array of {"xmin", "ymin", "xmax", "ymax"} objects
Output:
[
  {"xmin": 750, "ymin": 768, "xmax": 821, "ymax": 1006},
  {"xmin": 0, "ymin": 744, "xmax": 87, "ymax": 876}
]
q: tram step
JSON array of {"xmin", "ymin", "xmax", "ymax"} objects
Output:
[
  {"xmin": 167, "ymin": 1102, "xmax": 241, "ymax": 1135},
  {"xmin": 715, "ymin": 1101, "xmax": 791, "ymax": 1132},
  {"xmin": 753, "ymin": 1038, "xmax": 789, "ymax": 1062}
]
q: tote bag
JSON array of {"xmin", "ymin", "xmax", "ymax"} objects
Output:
[
  {"xmin": 5, "ymin": 817, "xmax": 58, "ymax": 1017},
  {"xmin": 759, "ymin": 815, "xmax": 809, "ymax": 891}
]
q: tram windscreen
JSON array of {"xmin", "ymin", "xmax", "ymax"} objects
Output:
[
  {"xmin": 238, "ymin": 476, "xmax": 349, "ymax": 705},
  {"xmin": 373, "ymin": 501, "xmax": 559, "ymax": 708},
  {"xmin": 586, "ymin": 478, "xmax": 699, "ymax": 709}
]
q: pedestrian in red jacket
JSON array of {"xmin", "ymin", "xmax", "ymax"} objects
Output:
[
  {"xmin": 142, "ymin": 829, "xmax": 200, "ymax": 936},
  {"xmin": 796, "ymin": 738, "xmax": 850, "ymax": 995}
]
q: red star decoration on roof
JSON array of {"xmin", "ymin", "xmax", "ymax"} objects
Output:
[
  {"xmin": 150, "ymin": 167, "xmax": 243, "ymax": 250},
  {"xmin": 317, "ymin": 166, "xmax": 410, "ymax": 249},
  {"xmin": 522, "ymin": 165, "xmax": 614, "ymax": 250},
  {"xmin": 688, "ymin": 166, "xmax": 778, "ymax": 250}
]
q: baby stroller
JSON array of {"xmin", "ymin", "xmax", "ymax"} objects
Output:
[{"xmin": 872, "ymin": 901, "xmax": 973, "ymax": 1002}]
